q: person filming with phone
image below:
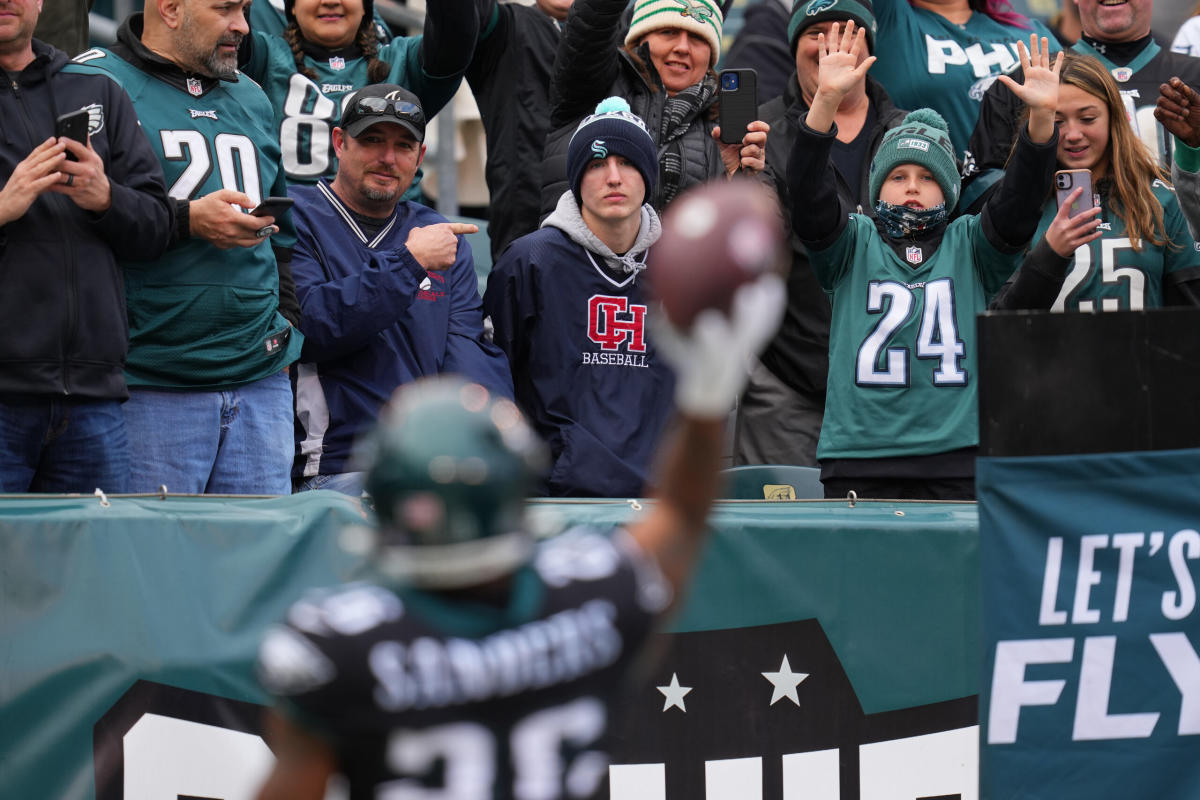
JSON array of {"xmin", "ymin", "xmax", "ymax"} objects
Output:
[
  {"xmin": 539, "ymin": 0, "xmax": 769, "ymax": 219},
  {"xmin": 991, "ymin": 52, "xmax": 1200, "ymax": 311},
  {"xmin": 0, "ymin": 0, "xmax": 172, "ymax": 493}
]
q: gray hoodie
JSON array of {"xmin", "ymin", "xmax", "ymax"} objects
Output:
[{"xmin": 541, "ymin": 191, "xmax": 661, "ymax": 276}]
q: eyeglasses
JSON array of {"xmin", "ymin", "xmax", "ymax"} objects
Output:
[{"xmin": 354, "ymin": 97, "xmax": 425, "ymax": 125}]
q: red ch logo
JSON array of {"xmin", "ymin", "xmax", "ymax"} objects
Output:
[{"xmin": 588, "ymin": 295, "xmax": 647, "ymax": 352}]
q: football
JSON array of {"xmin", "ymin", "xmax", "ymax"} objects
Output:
[{"xmin": 647, "ymin": 179, "xmax": 787, "ymax": 329}]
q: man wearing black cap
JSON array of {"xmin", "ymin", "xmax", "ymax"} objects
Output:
[
  {"xmin": 734, "ymin": 0, "xmax": 907, "ymax": 468},
  {"xmin": 289, "ymin": 84, "xmax": 514, "ymax": 497}
]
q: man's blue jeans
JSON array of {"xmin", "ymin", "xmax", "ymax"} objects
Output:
[
  {"xmin": 294, "ymin": 471, "xmax": 366, "ymax": 497},
  {"xmin": 123, "ymin": 371, "xmax": 293, "ymax": 494},
  {"xmin": 0, "ymin": 398, "xmax": 129, "ymax": 493}
]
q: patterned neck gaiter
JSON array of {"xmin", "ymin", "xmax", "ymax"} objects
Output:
[{"xmin": 874, "ymin": 201, "xmax": 948, "ymax": 238}]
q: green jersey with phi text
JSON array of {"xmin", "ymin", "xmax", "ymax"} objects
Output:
[
  {"xmin": 812, "ymin": 214, "xmax": 1020, "ymax": 460},
  {"xmin": 243, "ymin": 31, "xmax": 462, "ymax": 188},
  {"xmin": 72, "ymin": 46, "xmax": 304, "ymax": 390},
  {"xmin": 1035, "ymin": 180, "xmax": 1200, "ymax": 311}
]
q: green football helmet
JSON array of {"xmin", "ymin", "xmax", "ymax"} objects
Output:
[{"xmin": 355, "ymin": 378, "xmax": 547, "ymax": 589}]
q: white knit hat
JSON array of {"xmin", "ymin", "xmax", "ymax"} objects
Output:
[{"xmin": 624, "ymin": 0, "xmax": 724, "ymax": 66}]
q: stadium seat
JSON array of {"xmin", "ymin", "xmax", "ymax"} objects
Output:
[{"xmin": 720, "ymin": 464, "xmax": 824, "ymax": 500}]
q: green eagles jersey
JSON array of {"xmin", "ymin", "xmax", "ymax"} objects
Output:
[
  {"xmin": 872, "ymin": 0, "xmax": 1060, "ymax": 160},
  {"xmin": 813, "ymin": 214, "xmax": 1019, "ymax": 460},
  {"xmin": 243, "ymin": 31, "xmax": 461, "ymax": 188},
  {"xmin": 1036, "ymin": 180, "xmax": 1200, "ymax": 311},
  {"xmin": 71, "ymin": 48, "xmax": 304, "ymax": 390}
]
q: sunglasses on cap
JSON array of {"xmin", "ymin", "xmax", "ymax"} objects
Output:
[{"xmin": 354, "ymin": 96, "xmax": 425, "ymax": 124}]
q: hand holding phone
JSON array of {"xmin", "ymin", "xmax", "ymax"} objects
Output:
[
  {"xmin": 249, "ymin": 197, "xmax": 293, "ymax": 239},
  {"xmin": 1054, "ymin": 169, "xmax": 1094, "ymax": 217},
  {"xmin": 718, "ymin": 69, "xmax": 758, "ymax": 145},
  {"xmin": 55, "ymin": 109, "xmax": 90, "ymax": 162},
  {"xmin": 251, "ymin": 197, "xmax": 295, "ymax": 218},
  {"xmin": 1048, "ymin": 170, "xmax": 1102, "ymax": 257}
]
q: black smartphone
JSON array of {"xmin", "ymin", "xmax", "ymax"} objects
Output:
[
  {"xmin": 55, "ymin": 108, "xmax": 90, "ymax": 161},
  {"xmin": 717, "ymin": 68, "xmax": 758, "ymax": 145},
  {"xmin": 250, "ymin": 197, "xmax": 295, "ymax": 218},
  {"xmin": 1054, "ymin": 169, "xmax": 1093, "ymax": 217}
]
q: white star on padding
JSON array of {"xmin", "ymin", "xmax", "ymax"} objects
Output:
[
  {"xmin": 761, "ymin": 655, "xmax": 808, "ymax": 706},
  {"xmin": 657, "ymin": 672, "xmax": 693, "ymax": 712}
]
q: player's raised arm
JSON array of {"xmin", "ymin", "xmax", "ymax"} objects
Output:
[{"xmin": 628, "ymin": 180, "xmax": 786, "ymax": 603}]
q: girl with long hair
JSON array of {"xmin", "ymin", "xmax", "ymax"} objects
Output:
[{"xmin": 993, "ymin": 52, "xmax": 1200, "ymax": 311}]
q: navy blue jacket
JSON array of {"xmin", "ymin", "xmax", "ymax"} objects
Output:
[
  {"xmin": 290, "ymin": 181, "xmax": 513, "ymax": 479},
  {"xmin": 484, "ymin": 226, "xmax": 674, "ymax": 497},
  {"xmin": 0, "ymin": 39, "xmax": 172, "ymax": 399}
]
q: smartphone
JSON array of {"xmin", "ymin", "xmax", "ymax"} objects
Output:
[
  {"xmin": 55, "ymin": 108, "xmax": 90, "ymax": 161},
  {"xmin": 250, "ymin": 197, "xmax": 295, "ymax": 218},
  {"xmin": 717, "ymin": 68, "xmax": 758, "ymax": 145},
  {"xmin": 1054, "ymin": 169, "xmax": 1093, "ymax": 217}
]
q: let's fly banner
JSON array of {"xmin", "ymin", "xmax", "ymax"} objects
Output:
[{"xmin": 978, "ymin": 449, "xmax": 1200, "ymax": 799}]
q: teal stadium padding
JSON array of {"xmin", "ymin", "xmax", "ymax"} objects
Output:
[
  {"xmin": 720, "ymin": 464, "xmax": 824, "ymax": 500},
  {"xmin": 448, "ymin": 214, "xmax": 492, "ymax": 296}
]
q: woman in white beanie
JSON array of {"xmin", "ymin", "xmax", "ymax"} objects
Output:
[{"xmin": 537, "ymin": 0, "xmax": 769, "ymax": 218}]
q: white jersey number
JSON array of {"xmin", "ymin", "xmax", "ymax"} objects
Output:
[
  {"xmin": 280, "ymin": 73, "xmax": 338, "ymax": 179},
  {"xmin": 1054, "ymin": 236, "xmax": 1144, "ymax": 312},
  {"xmin": 856, "ymin": 278, "xmax": 966, "ymax": 387},
  {"xmin": 379, "ymin": 697, "xmax": 607, "ymax": 800},
  {"xmin": 160, "ymin": 129, "xmax": 263, "ymax": 203}
]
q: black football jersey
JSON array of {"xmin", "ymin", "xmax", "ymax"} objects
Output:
[{"xmin": 258, "ymin": 527, "xmax": 671, "ymax": 799}]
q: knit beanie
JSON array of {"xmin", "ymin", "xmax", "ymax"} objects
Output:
[
  {"xmin": 567, "ymin": 97, "xmax": 659, "ymax": 205},
  {"xmin": 788, "ymin": 0, "xmax": 877, "ymax": 54},
  {"xmin": 868, "ymin": 109, "xmax": 961, "ymax": 212},
  {"xmin": 624, "ymin": 0, "xmax": 724, "ymax": 65}
]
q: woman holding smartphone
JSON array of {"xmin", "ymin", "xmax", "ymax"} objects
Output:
[
  {"xmin": 992, "ymin": 52, "xmax": 1200, "ymax": 311},
  {"xmin": 538, "ymin": 0, "xmax": 769, "ymax": 219}
]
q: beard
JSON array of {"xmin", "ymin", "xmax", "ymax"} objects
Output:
[
  {"xmin": 200, "ymin": 36, "xmax": 242, "ymax": 79},
  {"xmin": 362, "ymin": 185, "xmax": 400, "ymax": 203},
  {"xmin": 177, "ymin": 10, "xmax": 242, "ymax": 79}
]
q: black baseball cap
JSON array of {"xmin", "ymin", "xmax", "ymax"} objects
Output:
[{"xmin": 339, "ymin": 84, "xmax": 426, "ymax": 142}]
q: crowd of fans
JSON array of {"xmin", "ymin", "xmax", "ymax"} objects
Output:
[{"xmin": 3, "ymin": 0, "xmax": 1200, "ymax": 502}]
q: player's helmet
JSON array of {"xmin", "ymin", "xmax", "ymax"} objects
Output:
[{"xmin": 354, "ymin": 378, "xmax": 547, "ymax": 589}]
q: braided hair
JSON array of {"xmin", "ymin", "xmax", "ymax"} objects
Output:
[{"xmin": 283, "ymin": 18, "xmax": 389, "ymax": 84}]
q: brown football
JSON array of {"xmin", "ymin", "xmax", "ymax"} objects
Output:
[{"xmin": 647, "ymin": 179, "xmax": 787, "ymax": 329}]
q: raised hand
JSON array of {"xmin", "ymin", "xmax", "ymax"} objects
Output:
[
  {"xmin": 804, "ymin": 21, "xmax": 876, "ymax": 134},
  {"xmin": 816, "ymin": 21, "xmax": 875, "ymax": 101},
  {"xmin": 999, "ymin": 34, "xmax": 1061, "ymax": 143},
  {"xmin": 1155, "ymin": 77, "xmax": 1200, "ymax": 149}
]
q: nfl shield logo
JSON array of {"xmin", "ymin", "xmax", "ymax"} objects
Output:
[
  {"xmin": 906, "ymin": 246, "xmax": 923, "ymax": 264},
  {"xmin": 1112, "ymin": 67, "xmax": 1132, "ymax": 82},
  {"xmin": 330, "ymin": 56, "xmax": 346, "ymax": 70},
  {"xmin": 186, "ymin": 77, "xmax": 203, "ymax": 96}
]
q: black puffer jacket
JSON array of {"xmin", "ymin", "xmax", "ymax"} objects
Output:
[
  {"xmin": 0, "ymin": 40, "xmax": 172, "ymax": 400},
  {"xmin": 758, "ymin": 75, "xmax": 906, "ymax": 400},
  {"xmin": 540, "ymin": 0, "xmax": 723, "ymax": 219}
]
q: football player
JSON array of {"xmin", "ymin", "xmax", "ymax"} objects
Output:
[{"xmin": 255, "ymin": 269, "xmax": 785, "ymax": 799}]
